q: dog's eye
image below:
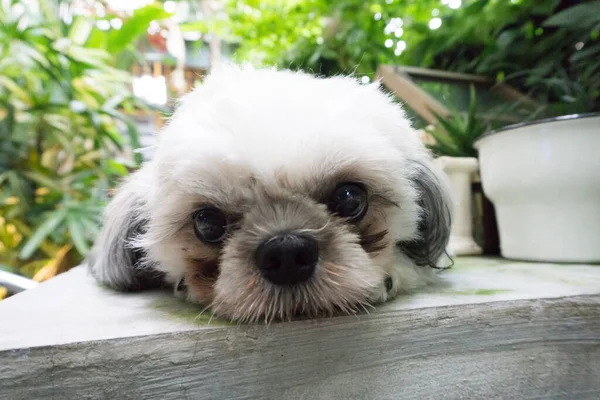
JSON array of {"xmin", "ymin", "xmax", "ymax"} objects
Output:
[
  {"xmin": 193, "ymin": 208, "xmax": 228, "ymax": 244},
  {"xmin": 329, "ymin": 182, "xmax": 368, "ymax": 221}
]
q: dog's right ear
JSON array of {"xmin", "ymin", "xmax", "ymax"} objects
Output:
[
  {"xmin": 398, "ymin": 159, "xmax": 453, "ymax": 269},
  {"xmin": 87, "ymin": 170, "xmax": 165, "ymax": 291}
]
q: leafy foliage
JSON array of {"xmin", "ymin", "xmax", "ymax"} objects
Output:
[
  {"xmin": 217, "ymin": 0, "xmax": 443, "ymax": 76},
  {"xmin": 409, "ymin": 0, "xmax": 600, "ymax": 116},
  {"xmin": 426, "ymin": 85, "xmax": 488, "ymax": 158},
  {"xmin": 217, "ymin": 0, "xmax": 599, "ymax": 115},
  {"xmin": 0, "ymin": 0, "xmax": 165, "ymax": 279},
  {"xmin": 86, "ymin": 1, "xmax": 171, "ymax": 70}
]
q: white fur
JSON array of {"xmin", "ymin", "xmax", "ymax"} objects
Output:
[{"xmin": 88, "ymin": 64, "xmax": 452, "ymax": 321}]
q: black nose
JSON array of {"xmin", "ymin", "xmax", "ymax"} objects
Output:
[{"xmin": 256, "ymin": 234, "xmax": 318, "ymax": 286}]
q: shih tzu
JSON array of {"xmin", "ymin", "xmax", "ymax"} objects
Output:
[{"xmin": 88, "ymin": 65, "xmax": 452, "ymax": 322}]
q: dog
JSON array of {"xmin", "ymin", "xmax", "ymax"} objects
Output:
[{"xmin": 88, "ymin": 65, "xmax": 452, "ymax": 323}]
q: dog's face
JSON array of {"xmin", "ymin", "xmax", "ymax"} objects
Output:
[{"xmin": 89, "ymin": 66, "xmax": 451, "ymax": 323}]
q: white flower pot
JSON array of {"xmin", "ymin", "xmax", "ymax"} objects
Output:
[
  {"xmin": 435, "ymin": 156, "xmax": 482, "ymax": 256},
  {"xmin": 474, "ymin": 114, "xmax": 600, "ymax": 263}
]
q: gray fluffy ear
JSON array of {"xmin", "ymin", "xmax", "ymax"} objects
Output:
[
  {"xmin": 87, "ymin": 170, "xmax": 165, "ymax": 291},
  {"xmin": 398, "ymin": 159, "xmax": 453, "ymax": 269}
]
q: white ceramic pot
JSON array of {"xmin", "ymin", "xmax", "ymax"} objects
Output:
[
  {"xmin": 474, "ymin": 114, "xmax": 600, "ymax": 263},
  {"xmin": 435, "ymin": 156, "xmax": 482, "ymax": 256}
]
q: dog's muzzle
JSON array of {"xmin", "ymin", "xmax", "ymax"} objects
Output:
[{"xmin": 256, "ymin": 233, "xmax": 318, "ymax": 286}]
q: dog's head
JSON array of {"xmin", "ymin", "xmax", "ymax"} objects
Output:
[{"xmin": 88, "ymin": 66, "xmax": 451, "ymax": 322}]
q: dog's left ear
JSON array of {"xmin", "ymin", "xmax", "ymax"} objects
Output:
[
  {"xmin": 398, "ymin": 159, "xmax": 453, "ymax": 268},
  {"xmin": 87, "ymin": 169, "xmax": 165, "ymax": 291}
]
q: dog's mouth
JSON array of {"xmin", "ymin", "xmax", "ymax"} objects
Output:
[
  {"xmin": 206, "ymin": 260, "xmax": 381, "ymax": 323},
  {"xmin": 183, "ymin": 246, "xmax": 382, "ymax": 323},
  {"xmin": 184, "ymin": 258, "xmax": 220, "ymax": 302},
  {"xmin": 209, "ymin": 282, "xmax": 375, "ymax": 324},
  {"xmin": 196, "ymin": 260, "xmax": 220, "ymax": 280}
]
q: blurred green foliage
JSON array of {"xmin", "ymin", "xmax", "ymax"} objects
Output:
[
  {"xmin": 216, "ymin": 0, "xmax": 599, "ymax": 115},
  {"xmin": 213, "ymin": 0, "xmax": 442, "ymax": 76},
  {"xmin": 0, "ymin": 0, "xmax": 169, "ymax": 279},
  {"xmin": 410, "ymin": 0, "xmax": 600, "ymax": 116}
]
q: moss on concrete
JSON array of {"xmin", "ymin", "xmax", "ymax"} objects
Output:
[
  {"xmin": 449, "ymin": 288, "xmax": 512, "ymax": 296},
  {"xmin": 149, "ymin": 296, "xmax": 235, "ymax": 326}
]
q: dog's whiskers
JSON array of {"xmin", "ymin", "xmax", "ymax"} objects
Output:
[
  {"xmin": 194, "ymin": 303, "xmax": 213, "ymax": 322},
  {"xmin": 207, "ymin": 310, "xmax": 216, "ymax": 325},
  {"xmin": 295, "ymin": 219, "xmax": 331, "ymax": 235},
  {"xmin": 324, "ymin": 276, "xmax": 341, "ymax": 287}
]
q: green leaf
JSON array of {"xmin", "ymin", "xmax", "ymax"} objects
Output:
[
  {"xmin": 179, "ymin": 21, "xmax": 208, "ymax": 33},
  {"xmin": 432, "ymin": 111, "xmax": 468, "ymax": 140},
  {"xmin": 101, "ymin": 128, "xmax": 125, "ymax": 151},
  {"xmin": 0, "ymin": 264, "xmax": 20, "ymax": 274},
  {"xmin": 100, "ymin": 108, "xmax": 142, "ymax": 164},
  {"xmin": 107, "ymin": 5, "xmax": 171, "ymax": 54},
  {"xmin": 427, "ymin": 142, "xmax": 461, "ymax": 158},
  {"xmin": 67, "ymin": 215, "xmax": 90, "ymax": 255},
  {"xmin": 531, "ymin": 0, "xmax": 561, "ymax": 16},
  {"xmin": 65, "ymin": 46, "xmax": 111, "ymax": 70},
  {"xmin": 103, "ymin": 94, "xmax": 127, "ymax": 111},
  {"xmin": 465, "ymin": 84, "xmax": 478, "ymax": 137},
  {"xmin": 308, "ymin": 49, "xmax": 322, "ymax": 66},
  {"xmin": 19, "ymin": 210, "xmax": 67, "ymax": 260},
  {"xmin": 69, "ymin": 16, "xmax": 94, "ymax": 45},
  {"xmin": 22, "ymin": 171, "xmax": 62, "ymax": 193},
  {"xmin": 106, "ymin": 159, "xmax": 129, "ymax": 176},
  {"xmin": 6, "ymin": 171, "xmax": 30, "ymax": 210},
  {"xmin": 570, "ymin": 44, "xmax": 600, "ymax": 63},
  {"xmin": 0, "ymin": 76, "xmax": 32, "ymax": 105},
  {"xmin": 543, "ymin": 1, "xmax": 600, "ymax": 28},
  {"xmin": 78, "ymin": 216, "xmax": 101, "ymax": 239},
  {"xmin": 86, "ymin": 27, "xmax": 109, "ymax": 50}
]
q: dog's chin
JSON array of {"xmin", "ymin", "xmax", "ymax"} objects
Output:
[
  {"xmin": 182, "ymin": 259, "xmax": 220, "ymax": 305},
  {"xmin": 208, "ymin": 276, "xmax": 381, "ymax": 323}
]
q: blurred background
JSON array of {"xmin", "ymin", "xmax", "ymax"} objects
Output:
[{"xmin": 1, "ymin": 0, "xmax": 599, "ymax": 298}]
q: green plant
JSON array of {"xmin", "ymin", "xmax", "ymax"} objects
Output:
[
  {"xmin": 213, "ymin": 0, "xmax": 598, "ymax": 116},
  {"xmin": 201, "ymin": 0, "xmax": 445, "ymax": 77},
  {"xmin": 426, "ymin": 85, "xmax": 488, "ymax": 158},
  {"xmin": 0, "ymin": 1, "xmax": 167, "ymax": 280},
  {"xmin": 407, "ymin": 0, "xmax": 600, "ymax": 116}
]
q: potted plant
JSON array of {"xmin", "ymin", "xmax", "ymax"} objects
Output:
[
  {"xmin": 425, "ymin": 86, "xmax": 488, "ymax": 256},
  {"xmin": 473, "ymin": 3, "xmax": 600, "ymax": 263}
]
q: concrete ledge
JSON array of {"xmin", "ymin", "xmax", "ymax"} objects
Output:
[{"xmin": 1, "ymin": 258, "xmax": 600, "ymax": 399}]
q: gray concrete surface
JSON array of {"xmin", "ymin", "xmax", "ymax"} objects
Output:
[{"xmin": 1, "ymin": 257, "xmax": 599, "ymax": 399}]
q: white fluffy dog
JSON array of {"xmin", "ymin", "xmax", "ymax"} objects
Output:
[{"xmin": 88, "ymin": 65, "xmax": 452, "ymax": 322}]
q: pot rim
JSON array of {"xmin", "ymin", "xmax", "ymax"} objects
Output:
[{"xmin": 474, "ymin": 112, "xmax": 600, "ymax": 148}]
